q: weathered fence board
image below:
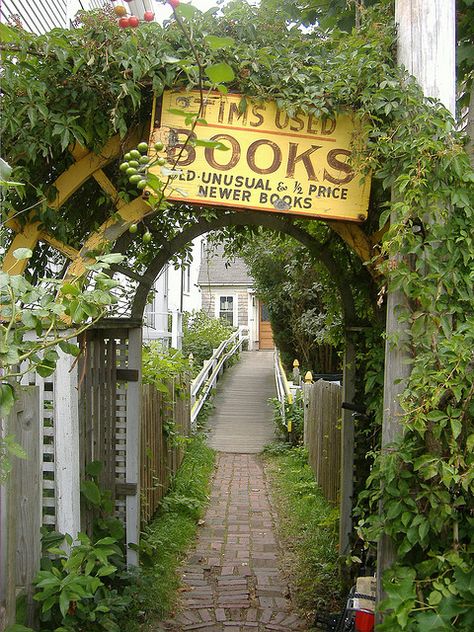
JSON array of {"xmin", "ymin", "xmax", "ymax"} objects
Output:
[
  {"xmin": 140, "ymin": 375, "xmax": 191, "ymax": 524},
  {"xmin": 304, "ymin": 380, "xmax": 342, "ymax": 503},
  {"xmin": 0, "ymin": 386, "xmax": 41, "ymax": 629}
]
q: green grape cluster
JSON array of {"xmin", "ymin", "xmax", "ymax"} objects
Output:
[
  {"xmin": 119, "ymin": 140, "xmax": 166, "ymax": 191},
  {"xmin": 119, "ymin": 141, "xmax": 165, "ymax": 237}
]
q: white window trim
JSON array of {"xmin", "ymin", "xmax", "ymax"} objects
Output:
[
  {"xmin": 183, "ymin": 264, "xmax": 191, "ymax": 295},
  {"xmin": 215, "ymin": 293, "xmax": 238, "ymax": 326}
]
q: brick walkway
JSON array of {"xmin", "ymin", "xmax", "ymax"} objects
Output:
[{"xmin": 156, "ymin": 453, "xmax": 306, "ymax": 632}]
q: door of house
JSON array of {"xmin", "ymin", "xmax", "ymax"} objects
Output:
[{"xmin": 258, "ymin": 303, "xmax": 274, "ymax": 349}]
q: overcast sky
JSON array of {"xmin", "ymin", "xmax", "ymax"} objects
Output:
[{"xmin": 159, "ymin": 0, "xmax": 231, "ymax": 20}]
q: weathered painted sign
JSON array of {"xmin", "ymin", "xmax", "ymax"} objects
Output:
[{"xmin": 149, "ymin": 90, "xmax": 371, "ymax": 222}]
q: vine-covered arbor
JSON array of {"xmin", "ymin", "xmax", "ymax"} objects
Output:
[{"xmin": 1, "ymin": 1, "xmax": 473, "ymax": 629}]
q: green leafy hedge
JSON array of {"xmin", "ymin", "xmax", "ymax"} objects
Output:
[{"xmin": 182, "ymin": 310, "xmax": 235, "ymax": 369}]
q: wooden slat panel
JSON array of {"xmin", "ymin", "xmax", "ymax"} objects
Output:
[
  {"xmin": 304, "ymin": 380, "xmax": 342, "ymax": 503},
  {"xmin": 139, "ymin": 371, "xmax": 192, "ymax": 524},
  {"xmin": 1, "ymin": 387, "xmax": 41, "ymax": 628}
]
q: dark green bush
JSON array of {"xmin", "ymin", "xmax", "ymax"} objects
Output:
[{"xmin": 182, "ymin": 310, "xmax": 235, "ymax": 369}]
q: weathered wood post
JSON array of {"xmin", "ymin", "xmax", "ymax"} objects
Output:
[
  {"xmin": 54, "ymin": 348, "xmax": 81, "ymax": 541},
  {"xmin": 377, "ymin": 0, "xmax": 456, "ymax": 603},
  {"xmin": 292, "ymin": 359, "xmax": 300, "ymax": 386},
  {"xmin": 303, "ymin": 371, "xmax": 313, "ymax": 445},
  {"xmin": 0, "ymin": 387, "xmax": 41, "ymax": 629},
  {"xmin": 126, "ymin": 327, "xmax": 142, "ymax": 567},
  {"xmin": 339, "ymin": 333, "xmax": 356, "ymax": 558}
]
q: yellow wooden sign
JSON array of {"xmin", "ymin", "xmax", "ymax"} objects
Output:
[{"xmin": 149, "ymin": 90, "xmax": 370, "ymax": 222}]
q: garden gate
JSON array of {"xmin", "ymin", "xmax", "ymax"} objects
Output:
[{"xmin": 0, "ymin": 321, "xmax": 142, "ymax": 629}]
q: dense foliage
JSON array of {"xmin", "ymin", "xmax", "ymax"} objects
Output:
[
  {"xmin": 1, "ymin": 0, "xmax": 473, "ymax": 628},
  {"xmin": 142, "ymin": 343, "xmax": 191, "ymax": 393},
  {"xmin": 264, "ymin": 444, "xmax": 340, "ymax": 617},
  {"xmin": 29, "ymin": 531, "xmax": 141, "ymax": 632},
  {"xmin": 269, "ymin": 391, "xmax": 305, "ymax": 443},
  {"xmin": 238, "ymin": 230, "xmax": 344, "ymax": 372},
  {"xmin": 140, "ymin": 434, "xmax": 215, "ymax": 623},
  {"xmin": 0, "ymin": 248, "xmax": 123, "ymax": 480},
  {"xmin": 182, "ymin": 310, "xmax": 235, "ymax": 369}
]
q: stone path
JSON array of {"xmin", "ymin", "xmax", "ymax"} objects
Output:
[{"xmin": 156, "ymin": 453, "xmax": 306, "ymax": 631}]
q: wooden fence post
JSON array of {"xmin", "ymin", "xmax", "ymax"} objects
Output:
[
  {"xmin": 377, "ymin": 0, "xmax": 456, "ymax": 605},
  {"xmin": 54, "ymin": 349, "xmax": 81, "ymax": 541},
  {"xmin": 0, "ymin": 386, "xmax": 41, "ymax": 629},
  {"xmin": 303, "ymin": 383, "xmax": 311, "ymax": 450},
  {"xmin": 292, "ymin": 359, "xmax": 300, "ymax": 386},
  {"xmin": 125, "ymin": 327, "xmax": 142, "ymax": 567},
  {"xmin": 339, "ymin": 336, "xmax": 356, "ymax": 557}
]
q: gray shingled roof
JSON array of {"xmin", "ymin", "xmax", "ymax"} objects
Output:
[{"xmin": 198, "ymin": 243, "xmax": 253, "ymax": 286}]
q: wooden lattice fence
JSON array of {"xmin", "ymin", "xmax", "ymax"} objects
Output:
[
  {"xmin": 0, "ymin": 323, "xmax": 195, "ymax": 630},
  {"xmin": 77, "ymin": 325, "xmax": 142, "ymax": 561},
  {"xmin": 0, "ymin": 323, "xmax": 144, "ymax": 629}
]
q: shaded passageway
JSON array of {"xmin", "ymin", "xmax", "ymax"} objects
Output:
[
  {"xmin": 155, "ymin": 352, "xmax": 307, "ymax": 631},
  {"xmin": 157, "ymin": 454, "xmax": 306, "ymax": 632}
]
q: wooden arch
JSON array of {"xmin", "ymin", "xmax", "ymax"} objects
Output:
[
  {"xmin": 125, "ymin": 210, "xmax": 358, "ymax": 325},
  {"xmin": 3, "ymin": 131, "xmax": 149, "ymax": 277},
  {"xmin": 2, "ymin": 133, "xmax": 379, "ymax": 562},
  {"xmin": 2, "ymin": 132, "xmax": 380, "ymax": 290}
]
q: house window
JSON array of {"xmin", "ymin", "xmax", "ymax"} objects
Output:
[
  {"xmin": 260, "ymin": 303, "xmax": 270, "ymax": 322},
  {"xmin": 219, "ymin": 295, "xmax": 234, "ymax": 325},
  {"xmin": 183, "ymin": 265, "xmax": 191, "ymax": 294}
]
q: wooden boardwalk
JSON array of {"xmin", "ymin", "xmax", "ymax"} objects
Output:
[{"xmin": 206, "ymin": 351, "xmax": 276, "ymax": 453}]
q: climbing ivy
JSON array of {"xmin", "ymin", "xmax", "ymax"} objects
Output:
[{"xmin": 1, "ymin": 1, "xmax": 473, "ymax": 627}]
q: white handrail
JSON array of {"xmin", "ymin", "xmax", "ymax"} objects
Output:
[
  {"xmin": 190, "ymin": 326, "xmax": 248, "ymax": 428},
  {"xmin": 274, "ymin": 349, "xmax": 293, "ymax": 430}
]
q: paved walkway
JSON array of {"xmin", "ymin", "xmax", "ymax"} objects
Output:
[
  {"xmin": 158, "ymin": 454, "xmax": 306, "ymax": 631},
  {"xmin": 207, "ymin": 351, "xmax": 275, "ymax": 453}
]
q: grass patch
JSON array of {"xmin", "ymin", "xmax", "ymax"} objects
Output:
[
  {"xmin": 138, "ymin": 434, "xmax": 216, "ymax": 627},
  {"xmin": 263, "ymin": 443, "xmax": 342, "ymax": 620}
]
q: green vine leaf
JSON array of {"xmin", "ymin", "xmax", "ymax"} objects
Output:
[
  {"xmin": 204, "ymin": 35, "xmax": 235, "ymax": 50},
  {"xmin": 0, "ymin": 383, "xmax": 15, "ymax": 417},
  {"xmin": 205, "ymin": 62, "xmax": 235, "ymax": 84},
  {"xmin": 85, "ymin": 460, "xmax": 103, "ymax": 478},
  {"xmin": 176, "ymin": 4, "xmax": 199, "ymax": 20},
  {"xmin": 0, "ymin": 157, "xmax": 13, "ymax": 180},
  {"xmin": 80, "ymin": 480, "xmax": 101, "ymax": 505}
]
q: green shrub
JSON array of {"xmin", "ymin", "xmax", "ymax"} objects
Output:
[
  {"xmin": 12, "ymin": 530, "xmax": 146, "ymax": 632},
  {"xmin": 269, "ymin": 389, "xmax": 304, "ymax": 443},
  {"xmin": 142, "ymin": 345, "xmax": 191, "ymax": 443},
  {"xmin": 140, "ymin": 435, "xmax": 215, "ymax": 621},
  {"xmin": 142, "ymin": 344, "xmax": 191, "ymax": 393},
  {"xmin": 265, "ymin": 446, "xmax": 341, "ymax": 617},
  {"xmin": 182, "ymin": 310, "xmax": 235, "ymax": 368}
]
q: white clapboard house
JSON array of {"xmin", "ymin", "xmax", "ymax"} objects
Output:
[{"xmin": 198, "ymin": 241, "xmax": 274, "ymax": 350}]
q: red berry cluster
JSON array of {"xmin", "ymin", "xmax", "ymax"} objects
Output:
[{"xmin": 110, "ymin": 0, "xmax": 155, "ymax": 28}]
